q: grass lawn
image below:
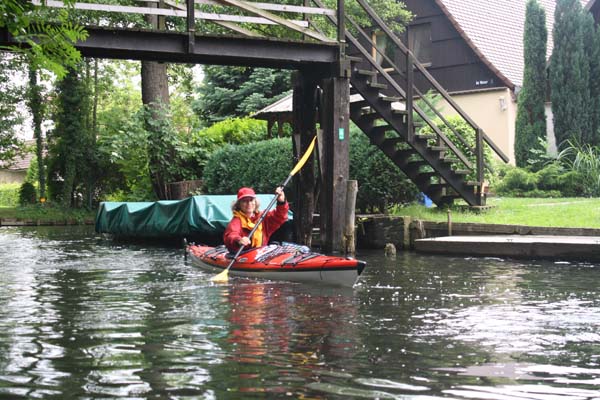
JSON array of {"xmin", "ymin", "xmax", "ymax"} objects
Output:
[
  {"xmin": 0, "ymin": 205, "xmax": 96, "ymax": 223},
  {"xmin": 391, "ymin": 197, "xmax": 600, "ymax": 229}
]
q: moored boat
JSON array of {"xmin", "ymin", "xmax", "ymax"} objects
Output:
[{"xmin": 187, "ymin": 242, "xmax": 366, "ymax": 287}]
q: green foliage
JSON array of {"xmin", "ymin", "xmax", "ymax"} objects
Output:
[
  {"xmin": 550, "ymin": 0, "xmax": 588, "ymax": 149},
  {"xmin": 496, "ymin": 167, "xmax": 538, "ymax": 195},
  {"xmin": 194, "ymin": 66, "xmax": 291, "ymax": 124},
  {"xmin": 0, "ymin": 0, "xmax": 87, "ymax": 78},
  {"xmin": 46, "ymin": 63, "xmax": 95, "ymax": 207},
  {"xmin": 526, "ymin": 137, "xmax": 557, "ymax": 171},
  {"xmin": 203, "ymin": 128, "xmax": 420, "ymax": 213},
  {"xmin": 0, "ymin": 54, "xmax": 25, "ymax": 164},
  {"xmin": 495, "ymin": 162, "xmax": 587, "ymax": 197},
  {"xmin": 349, "ymin": 128, "xmax": 419, "ymax": 213},
  {"xmin": 18, "ymin": 182, "xmax": 37, "ymax": 205},
  {"xmin": 203, "ymin": 138, "xmax": 293, "ymax": 196},
  {"xmin": 187, "ymin": 117, "xmax": 268, "ymax": 177},
  {"xmin": 97, "ymin": 108, "xmax": 156, "ymax": 202},
  {"xmin": 588, "ymin": 17, "xmax": 600, "ymax": 147},
  {"xmin": 0, "ymin": 183, "xmax": 20, "ymax": 207},
  {"xmin": 420, "ymin": 116, "xmax": 493, "ymax": 181},
  {"xmin": 515, "ymin": 0, "xmax": 547, "ymax": 167},
  {"xmin": 557, "ymin": 140, "xmax": 600, "ymax": 196}
]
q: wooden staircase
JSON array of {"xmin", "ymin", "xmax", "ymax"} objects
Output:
[{"xmin": 316, "ymin": 0, "xmax": 510, "ymax": 207}]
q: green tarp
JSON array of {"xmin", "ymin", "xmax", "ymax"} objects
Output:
[{"xmin": 95, "ymin": 194, "xmax": 293, "ymax": 239}]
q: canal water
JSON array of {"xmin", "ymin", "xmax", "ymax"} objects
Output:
[{"xmin": 0, "ymin": 226, "xmax": 599, "ymax": 399}]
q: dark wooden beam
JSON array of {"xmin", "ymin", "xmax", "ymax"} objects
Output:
[
  {"xmin": 319, "ymin": 75, "xmax": 350, "ymax": 253},
  {"xmin": 0, "ymin": 27, "xmax": 338, "ymax": 69},
  {"xmin": 292, "ymin": 70, "xmax": 319, "ymax": 247}
]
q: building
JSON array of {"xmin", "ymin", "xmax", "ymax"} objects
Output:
[{"xmin": 256, "ymin": 0, "xmax": 596, "ymax": 165}]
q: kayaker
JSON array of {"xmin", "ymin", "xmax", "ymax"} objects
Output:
[{"xmin": 223, "ymin": 186, "xmax": 289, "ymax": 253}]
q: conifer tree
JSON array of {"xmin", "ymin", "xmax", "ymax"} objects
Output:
[
  {"xmin": 550, "ymin": 0, "xmax": 587, "ymax": 149},
  {"xmin": 588, "ymin": 20, "xmax": 600, "ymax": 147},
  {"xmin": 515, "ymin": 0, "xmax": 547, "ymax": 167}
]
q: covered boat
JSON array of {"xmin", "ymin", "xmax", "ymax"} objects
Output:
[{"xmin": 187, "ymin": 242, "xmax": 366, "ymax": 287}]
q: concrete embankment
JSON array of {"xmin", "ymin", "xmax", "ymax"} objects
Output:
[{"xmin": 356, "ymin": 215, "xmax": 600, "ymax": 262}]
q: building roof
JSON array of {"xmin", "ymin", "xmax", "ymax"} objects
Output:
[
  {"xmin": 0, "ymin": 140, "xmax": 36, "ymax": 171},
  {"xmin": 434, "ymin": 0, "xmax": 588, "ymax": 88}
]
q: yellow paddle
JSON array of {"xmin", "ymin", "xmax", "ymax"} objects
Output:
[{"xmin": 211, "ymin": 135, "xmax": 317, "ymax": 283}]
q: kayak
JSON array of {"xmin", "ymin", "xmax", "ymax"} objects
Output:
[{"xmin": 186, "ymin": 242, "xmax": 366, "ymax": 287}]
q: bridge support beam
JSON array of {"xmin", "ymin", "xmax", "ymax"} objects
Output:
[
  {"xmin": 292, "ymin": 70, "xmax": 319, "ymax": 247},
  {"xmin": 319, "ymin": 75, "xmax": 350, "ymax": 253}
]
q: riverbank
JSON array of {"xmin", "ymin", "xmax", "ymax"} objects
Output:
[{"xmin": 0, "ymin": 206, "xmax": 95, "ymax": 226}]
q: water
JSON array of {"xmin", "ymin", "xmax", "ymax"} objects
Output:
[{"xmin": 0, "ymin": 226, "xmax": 599, "ymax": 399}]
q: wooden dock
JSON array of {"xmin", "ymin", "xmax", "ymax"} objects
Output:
[{"xmin": 414, "ymin": 235, "xmax": 600, "ymax": 262}]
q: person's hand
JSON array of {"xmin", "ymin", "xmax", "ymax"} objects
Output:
[
  {"xmin": 275, "ymin": 186, "xmax": 285, "ymax": 203},
  {"xmin": 238, "ymin": 236, "xmax": 251, "ymax": 246}
]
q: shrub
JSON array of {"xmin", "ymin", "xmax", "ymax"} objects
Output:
[
  {"xmin": 495, "ymin": 167, "xmax": 538, "ymax": 195},
  {"xmin": 0, "ymin": 183, "xmax": 20, "ymax": 207},
  {"xmin": 203, "ymin": 137, "xmax": 292, "ymax": 197},
  {"xmin": 535, "ymin": 162, "xmax": 564, "ymax": 191},
  {"xmin": 557, "ymin": 170, "xmax": 586, "ymax": 197},
  {"xmin": 419, "ymin": 115, "xmax": 493, "ymax": 181},
  {"xmin": 18, "ymin": 182, "xmax": 37, "ymax": 205},
  {"xmin": 203, "ymin": 129, "xmax": 420, "ymax": 213},
  {"xmin": 349, "ymin": 128, "xmax": 419, "ymax": 212}
]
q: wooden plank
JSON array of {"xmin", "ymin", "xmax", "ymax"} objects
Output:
[
  {"xmin": 164, "ymin": 0, "xmax": 264, "ymax": 37},
  {"xmin": 212, "ymin": 0, "xmax": 334, "ymax": 42},
  {"xmin": 213, "ymin": 21, "xmax": 265, "ymax": 37},
  {"xmin": 141, "ymin": 0, "xmax": 336, "ymax": 15},
  {"xmin": 33, "ymin": 0, "xmax": 309, "ymax": 26}
]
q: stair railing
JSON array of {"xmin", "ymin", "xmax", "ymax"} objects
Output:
[{"xmin": 352, "ymin": 0, "xmax": 510, "ymax": 184}]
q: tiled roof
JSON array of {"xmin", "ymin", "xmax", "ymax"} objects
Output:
[
  {"xmin": 436, "ymin": 0, "xmax": 587, "ymax": 88},
  {"xmin": 0, "ymin": 151, "xmax": 34, "ymax": 171}
]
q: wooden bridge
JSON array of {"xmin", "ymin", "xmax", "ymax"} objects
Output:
[{"xmin": 1, "ymin": 0, "xmax": 509, "ymax": 252}]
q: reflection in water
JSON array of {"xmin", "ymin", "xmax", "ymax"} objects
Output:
[{"xmin": 0, "ymin": 226, "xmax": 599, "ymax": 399}]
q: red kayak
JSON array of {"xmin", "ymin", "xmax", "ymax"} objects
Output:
[{"xmin": 186, "ymin": 242, "xmax": 366, "ymax": 287}]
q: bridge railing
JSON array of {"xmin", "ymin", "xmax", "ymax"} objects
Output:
[{"xmin": 31, "ymin": 0, "xmax": 341, "ymax": 43}]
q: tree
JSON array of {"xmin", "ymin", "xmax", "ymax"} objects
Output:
[
  {"xmin": 550, "ymin": 0, "xmax": 588, "ymax": 149},
  {"xmin": 194, "ymin": 66, "xmax": 291, "ymax": 124},
  {"xmin": 0, "ymin": 53, "xmax": 24, "ymax": 164},
  {"xmin": 47, "ymin": 63, "xmax": 95, "ymax": 207},
  {"xmin": 0, "ymin": 0, "xmax": 87, "ymax": 79},
  {"xmin": 587, "ymin": 18, "xmax": 600, "ymax": 147},
  {"xmin": 27, "ymin": 65, "xmax": 47, "ymax": 200},
  {"xmin": 515, "ymin": 0, "xmax": 547, "ymax": 168}
]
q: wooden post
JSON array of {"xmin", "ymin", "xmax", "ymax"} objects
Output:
[
  {"xmin": 292, "ymin": 70, "xmax": 319, "ymax": 247},
  {"xmin": 186, "ymin": 0, "xmax": 195, "ymax": 53},
  {"xmin": 343, "ymin": 179, "xmax": 358, "ymax": 255},
  {"xmin": 319, "ymin": 75, "xmax": 350, "ymax": 253}
]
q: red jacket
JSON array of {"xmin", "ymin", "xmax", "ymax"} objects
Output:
[{"xmin": 223, "ymin": 202, "xmax": 289, "ymax": 252}]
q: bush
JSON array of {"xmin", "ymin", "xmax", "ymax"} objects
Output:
[
  {"xmin": 0, "ymin": 183, "xmax": 20, "ymax": 207},
  {"xmin": 203, "ymin": 137, "xmax": 293, "ymax": 197},
  {"xmin": 419, "ymin": 115, "xmax": 493, "ymax": 181},
  {"xmin": 495, "ymin": 167, "xmax": 538, "ymax": 195},
  {"xmin": 18, "ymin": 182, "xmax": 37, "ymax": 205},
  {"xmin": 535, "ymin": 163, "xmax": 564, "ymax": 191},
  {"xmin": 349, "ymin": 127, "xmax": 419, "ymax": 212},
  {"xmin": 557, "ymin": 171, "xmax": 586, "ymax": 197},
  {"xmin": 203, "ymin": 128, "xmax": 420, "ymax": 213}
]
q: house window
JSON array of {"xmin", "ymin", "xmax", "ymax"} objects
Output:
[{"xmin": 408, "ymin": 23, "xmax": 432, "ymax": 66}]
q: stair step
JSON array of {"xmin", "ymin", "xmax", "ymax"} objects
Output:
[
  {"xmin": 382, "ymin": 137, "xmax": 404, "ymax": 148},
  {"xmin": 380, "ymin": 96, "xmax": 401, "ymax": 103},
  {"xmin": 346, "ymin": 55, "xmax": 363, "ymax": 62},
  {"xmin": 367, "ymin": 81, "xmax": 388, "ymax": 89},
  {"xmin": 466, "ymin": 181, "xmax": 483, "ymax": 186},
  {"xmin": 430, "ymin": 145, "xmax": 448, "ymax": 151},
  {"xmin": 392, "ymin": 109, "xmax": 408, "ymax": 115},
  {"xmin": 415, "ymin": 133, "xmax": 436, "ymax": 140},
  {"xmin": 453, "ymin": 169, "xmax": 470, "ymax": 175},
  {"xmin": 355, "ymin": 69, "xmax": 376, "ymax": 76},
  {"xmin": 442, "ymin": 157, "xmax": 459, "ymax": 163}
]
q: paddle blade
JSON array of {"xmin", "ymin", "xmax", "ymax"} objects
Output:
[
  {"xmin": 211, "ymin": 268, "xmax": 229, "ymax": 283},
  {"xmin": 290, "ymin": 135, "xmax": 317, "ymax": 177}
]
